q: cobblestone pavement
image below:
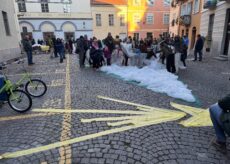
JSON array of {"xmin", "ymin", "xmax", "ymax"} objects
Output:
[{"xmin": 0, "ymin": 53, "xmax": 229, "ymax": 164}]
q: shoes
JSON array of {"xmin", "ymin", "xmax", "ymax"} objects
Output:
[
  {"xmin": 192, "ymin": 59, "xmax": 197, "ymax": 62},
  {"xmin": 211, "ymin": 139, "xmax": 227, "ymax": 153},
  {"xmin": 28, "ymin": 63, "xmax": 35, "ymax": 66}
]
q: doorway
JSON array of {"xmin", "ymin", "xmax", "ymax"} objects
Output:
[
  {"xmin": 64, "ymin": 32, "xmax": 75, "ymax": 41},
  {"xmin": 223, "ymin": 9, "xmax": 230, "ymax": 56},
  {"xmin": 43, "ymin": 32, "xmax": 54, "ymax": 41},
  {"xmin": 191, "ymin": 27, "xmax": 197, "ymax": 49}
]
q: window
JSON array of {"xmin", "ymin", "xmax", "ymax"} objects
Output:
[
  {"xmin": 164, "ymin": 0, "xmax": 170, "ymax": 6},
  {"xmin": 181, "ymin": 3, "xmax": 192, "ymax": 16},
  {"xmin": 163, "ymin": 13, "xmax": 170, "ymax": 24},
  {"xmin": 18, "ymin": 0, "xmax": 26, "ymax": 12},
  {"xmin": 133, "ymin": 0, "xmax": 141, "ymax": 6},
  {"xmin": 146, "ymin": 0, "xmax": 154, "ymax": 6},
  {"xmin": 109, "ymin": 14, "xmax": 114, "ymax": 26},
  {"xmin": 146, "ymin": 13, "xmax": 154, "ymax": 24},
  {"xmin": 2, "ymin": 11, "xmax": 11, "ymax": 36},
  {"xmin": 41, "ymin": 0, "xmax": 49, "ymax": 13},
  {"xmin": 63, "ymin": 0, "xmax": 71, "ymax": 13},
  {"xmin": 96, "ymin": 14, "xmax": 101, "ymax": 26},
  {"xmin": 120, "ymin": 14, "xmax": 125, "ymax": 26},
  {"xmin": 133, "ymin": 13, "xmax": 141, "ymax": 24},
  {"xmin": 193, "ymin": 0, "xmax": 200, "ymax": 14}
]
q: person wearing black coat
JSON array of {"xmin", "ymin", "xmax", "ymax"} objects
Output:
[
  {"xmin": 194, "ymin": 34, "xmax": 204, "ymax": 61},
  {"xmin": 22, "ymin": 35, "xmax": 34, "ymax": 65}
]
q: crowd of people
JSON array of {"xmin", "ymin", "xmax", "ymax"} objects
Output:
[{"xmin": 21, "ymin": 32, "xmax": 205, "ymax": 73}]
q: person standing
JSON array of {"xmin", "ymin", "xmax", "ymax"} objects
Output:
[
  {"xmin": 83, "ymin": 35, "xmax": 90, "ymax": 66},
  {"xmin": 103, "ymin": 45, "xmax": 111, "ymax": 66},
  {"xmin": 194, "ymin": 34, "xmax": 204, "ymax": 61},
  {"xmin": 52, "ymin": 36, "xmax": 58, "ymax": 58},
  {"xmin": 103, "ymin": 33, "xmax": 115, "ymax": 57},
  {"xmin": 22, "ymin": 35, "xmax": 34, "ymax": 65},
  {"xmin": 76, "ymin": 36, "xmax": 86, "ymax": 68},
  {"xmin": 160, "ymin": 41, "xmax": 176, "ymax": 73},
  {"xmin": 56, "ymin": 38, "xmax": 65, "ymax": 63}
]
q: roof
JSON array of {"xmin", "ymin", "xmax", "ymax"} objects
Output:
[{"xmin": 91, "ymin": 0, "xmax": 127, "ymax": 5}]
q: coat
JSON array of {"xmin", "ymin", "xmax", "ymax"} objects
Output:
[
  {"xmin": 195, "ymin": 38, "xmax": 204, "ymax": 51},
  {"xmin": 22, "ymin": 39, "xmax": 32, "ymax": 52}
]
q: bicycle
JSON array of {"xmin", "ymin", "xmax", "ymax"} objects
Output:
[
  {"xmin": 0, "ymin": 74, "xmax": 32, "ymax": 113},
  {"xmin": 15, "ymin": 59, "xmax": 47, "ymax": 98}
]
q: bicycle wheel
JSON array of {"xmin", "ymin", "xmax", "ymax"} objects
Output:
[
  {"xmin": 8, "ymin": 90, "xmax": 32, "ymax": 113},
  {"xmin": 25, "ymin": 79, "xmax": 47, "ymax": 97}
]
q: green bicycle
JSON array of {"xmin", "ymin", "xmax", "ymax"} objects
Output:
[
  {"xmin": 0, "ymin": 75, "xmax": 32, "ymax": 113},
  {"xmin": 15, "ymin": 59, "xmax": 47, "ymax": 98}
]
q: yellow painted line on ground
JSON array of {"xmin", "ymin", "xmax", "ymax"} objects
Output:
[
  {"xmin": 0, "ymin": 113, "xmax": 56, "ymax": 122},
  {"xmin": 81, "ymin": 116, "xmax": 132, "ymax": 123},
  {"xmin": 59, "ymin": 54, "xmax": 72, "ymax": 164},
  {"xmin": 98, "ymin": 96, "xmax": 156, "ymax": 112},
  {"xmin": 32, "ymin": 109, "xmax": 147, "ymax": 115},
  {"xmin": 7, "ymin": 72, "xmax": 65, "ymax": 77}
]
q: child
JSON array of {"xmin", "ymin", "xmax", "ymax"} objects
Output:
[{"xmin": 103, "ymin": 45, "xmax": 111, "ymax": 66}]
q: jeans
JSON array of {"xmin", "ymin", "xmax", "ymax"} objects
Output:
[
  {"xmin": 26, "ymin": 50, "xmax": 33, "ymax": 64},
  {"xmin": 58, "ymin": 50, "xmax": 65, "ymax": 62},
  {"xmin": 194, "ymin": 50, "xmax": 203, "ymax": 61},
  {"xmin": 209, "ymin": 103, "xmax": 226, "ymax": 143}
]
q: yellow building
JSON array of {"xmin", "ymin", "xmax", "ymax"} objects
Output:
[
  {"xmin": 169, "ymin": 0, "xmax": 202, "ymax": 50},
  {"xmin": 91, "ymin": 0, "xmax": 128, "ymax": 40}
]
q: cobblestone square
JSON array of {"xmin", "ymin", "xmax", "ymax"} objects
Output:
[{"xmin": 0, "ymin": 53, "xmax": 230, "ymax": 164}]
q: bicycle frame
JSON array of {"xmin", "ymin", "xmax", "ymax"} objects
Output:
[{"xmin": 0, "ymin": 79, "xmax": 20, "ymax": 102}]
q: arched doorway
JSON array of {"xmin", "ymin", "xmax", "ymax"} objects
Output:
[
  {"xmin": 191, "ymin": 27, "xmax": 197, "ymax": 49},
  {"xmin": 39, "ymin": 22, "xmax": 56, "ymax": 40},
  {"xmin": 61, "ymin": 22, "xmax": 76, "ymax": 41}
]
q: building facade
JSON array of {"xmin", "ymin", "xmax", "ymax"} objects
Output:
[
  {"xmin": 169, "ymin": 0, "xmax": 203, "ymax": 50},
  {"xmin": 0, "ymin": 0, "xmax": 21, "ymax": 62},
  {"xmin": 200, "ymin": 0, "xmax": 230, "ymax": 59},
  {"xmin": 127, "ymin": 0, "xmax": 170, "ymax": 39},
  {"xmin": 16, "ymin": 0, "xmax": 93, "ymax": 43},
  {"xmin": 91, "ymin": 0, "xmax": 128, "ymax": 40}
]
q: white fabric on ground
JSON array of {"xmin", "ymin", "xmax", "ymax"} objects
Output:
[{"xmin": 101, "ymin": 59, "xmax": 195, "ymax": 102}]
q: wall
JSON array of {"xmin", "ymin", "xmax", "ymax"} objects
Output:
[
  {"xmin": 200, "ymin": 2, "xmax": 230, "ymax": 56},
  {"xmin": 0, "ymin": 0, "xmax": 20, "ymax": 62},
  {"xmin": 19, "ymin": 19, "xmax": 93, "ymax": 41},
  {"xmin": 127, "ymin": 0, "xmax": 170, "ymax": 39},
  {"xmin": 169, "ymin": 5, "xmax": 180, "ymax": 36},
  {"xmin": 91, "ymin": 5, "xmax": 128, "ymax": 40}
]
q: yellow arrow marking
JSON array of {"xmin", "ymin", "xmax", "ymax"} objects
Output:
[
  {"xmin": 0, "ymin": 96, "xmax": 213, "ymax": 160},
  {"xmin": 171, "ymin": 102, "xmax": 212, "ymax": 127},
  {"xmin": 0, "ymin": 113, "xmax": 56, "ymax": 122},
  {"xmin": 0, "ymin": 98, "xmax": 187, "ymax": 159}
]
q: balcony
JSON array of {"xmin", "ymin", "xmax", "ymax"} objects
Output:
[
  {"xmin": 180, "ymin": 15, "xmax": 191, "ymax": 26},
  {"xmin": 203, "ymin": 0, "xmax": 217, "ymax": 9}
]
